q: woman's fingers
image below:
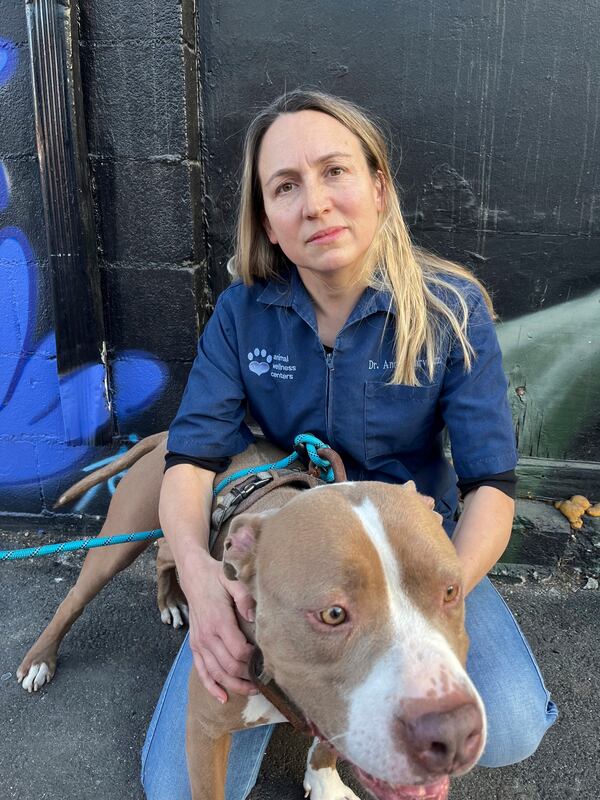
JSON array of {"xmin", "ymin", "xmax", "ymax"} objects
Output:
[
  {"xmin": 192, "ymin": 649, "xmax": 228, "ymax": 703},
  {"xmin": 226, "ymin": 576, "xmax": 257, "ymax": 623},
  {"xmin": 187, "ymin": 593, "xmax": 256, "ymax": 701},
  {"xmin": 196, "ymin": 645, "xmax": 258, "ymax": 700},
  {"xmin": 179, "ymin": 553, "xmax": 260, "ymax": 701},
  {"xmin": 205, "ymin": 633, "xmax": 253, "ymax": 681},
  {"xmin": 216, "ymin": 613, "xmax": 254, "ymax": 664}
]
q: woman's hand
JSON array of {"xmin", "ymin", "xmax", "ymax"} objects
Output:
[
  {"xmin": 177, "ymin": 550, "xmax": 259, "ymax": 704},
  {"xmin": 159, "ymin": 463, "xmax": 258, "ymax": 704}
]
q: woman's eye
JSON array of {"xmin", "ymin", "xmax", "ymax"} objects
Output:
[
  {"xmin": 328, "ymin": 166, "xmax": 344, "ymax": 177},
  {"xmin": 276, "ymin": 182, "xmax": 294, "ymax": 195},
  {"xmin": 319, "ymin": 606, "xmax": 347, "ymax": 625}
]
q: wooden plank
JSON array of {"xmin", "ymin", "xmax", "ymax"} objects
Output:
[{"xmin": 516, "ymin": 456, "xmax": 600, "ymax": 502}]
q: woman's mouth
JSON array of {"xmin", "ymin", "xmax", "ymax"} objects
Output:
[{"xmin": 307, "ymin": 226, "xmax": 347, "ymax": 244}]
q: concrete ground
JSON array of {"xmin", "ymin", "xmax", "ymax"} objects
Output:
[{"xmin": 1, "ymin": 527, "xmax": 599, "ymax": 800}]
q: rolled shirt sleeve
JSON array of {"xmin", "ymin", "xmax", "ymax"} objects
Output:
[
  {"xmin": 167, "ymin": 289, "xmax": 255, "ymax": 459},
  {"xmin": 439, "ymin": 288, "xmax": 518, "ymax": 480}
]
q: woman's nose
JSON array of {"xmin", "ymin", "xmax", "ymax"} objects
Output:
[{"xmin": 303, "ymin": 179, "xmax": 330, "ymax": 218}]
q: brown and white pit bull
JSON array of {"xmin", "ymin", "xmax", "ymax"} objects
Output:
[{"xmin": 17, "ymin": 435, "xmax": 486, "ymax": 800}]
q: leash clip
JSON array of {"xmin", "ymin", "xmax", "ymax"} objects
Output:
[{"xmin": 293, "ymin": 440, "xmax": 311, "ymax": 469}]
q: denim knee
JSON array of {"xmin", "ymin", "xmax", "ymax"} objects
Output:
[{"xmin": 478, "ymin": 691, "xmax": 558, "ymax": 768}]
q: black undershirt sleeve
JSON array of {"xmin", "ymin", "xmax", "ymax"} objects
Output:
[
  {"xmin": 165, "ymin": 459, "xmax": 517, "ymax": 499},
  {"xmin": 457, "ymin": 469, "xmax": 517, "ymax": 500},
  {"xmin": 164, "ymin": 452, "xmax": 232, "ymax": 475}
]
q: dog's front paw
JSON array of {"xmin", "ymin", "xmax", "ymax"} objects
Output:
[
  {"xmin": 157, "ymin": 567, "xmax": 189, "ymax": 629},
  {"xmin": 303, "ymin": 765, "xmax": 361, "ymax": 800},
  {"xmin": 17, "ymin": 660, "xmax": 55, "ymax": 693},
  {"xmin": 17, "ymin": 641, "xmax": 58, "ymax": 693},
  {"xmin": 160, "ymin": 601, "xmax": 189, "ymax": 629},
  {"xmin": 158, "ymin": 583, "xmax": 189, "ymax": 629}
]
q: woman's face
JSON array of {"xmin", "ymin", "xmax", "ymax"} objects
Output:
[{"xmin": 257, "ymin": 110, "xmax": 384, "ymax": 284}]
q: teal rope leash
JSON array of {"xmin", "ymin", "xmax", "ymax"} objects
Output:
[
  {"xmin": 212, "ymin": 433, "xmax": 334, "ymax": 494},
  {"xmin": 1, "ymin": 530, "xmax": 163, "ymax": 562},
  {"xmin": 0, "ymin": 434, "xmax": 334, "ymax": 562}
]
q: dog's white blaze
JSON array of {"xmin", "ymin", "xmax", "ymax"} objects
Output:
[
  {"xmin": 242, "ymin": 694, "xmax": 287, "ymax": 725},
  {"xmin": 345, "ymin": 498, "xmax": 482, "ymax": 783},
  {"xmin": 352, "ymin": 497, "xmax": 403, "ymax": 606}
]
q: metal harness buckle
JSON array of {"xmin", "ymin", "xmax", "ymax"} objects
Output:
[{"xmin": 210, "ymin": 472, "xmax": 273, "ymax": 540}]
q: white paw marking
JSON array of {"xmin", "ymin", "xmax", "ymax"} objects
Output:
[
  {"xmin": 303, "ymin": 765, "xmax": 360, "ymax": 800},
  {"xmin": 303, "ymin": 740, "xmax": 360, "ymax": 800},
  {"xmin": 161, "ymin": 604, "xmax": 189, "ymax": 628},
  {"xmin": 21, "ymin": 663, "xmax": 51, "ymax": 692},
  {"xmin": 169, "ymin": 605, "xmax": 183, "ymax": 628},
  {"xmin": 160, "ymin": 608, "xmax": 171, "ymax": 624}
]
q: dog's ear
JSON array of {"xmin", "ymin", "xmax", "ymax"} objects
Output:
[
  {"xmin": 223, "ymin": 510, "xmax": 275, "ymax": 582},
  {"xmin": 402, "ymin": 480, "xmax": 441, "ymax": 519},
  {"xmin": 419, "ymin": 493, "xmax": 436, "ymax": 511}
]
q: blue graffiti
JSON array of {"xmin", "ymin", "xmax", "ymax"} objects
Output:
[
  {"xmin": 0, "ymin": 37, "xmax": 18, "ymax": 87},
  {"xmin": 0, "ymin": 224, "xmax": 168, "ymax": 487},
  {"xmin": 0, "ymin": 162, "xmax": 10, "ymax": 212},
  {"xmin": 0, "ymin": 35, "xmax": 168, "ymax": 497},
  {"xmin": 71, "ymin": 434, "xmax": 139, "ymax": 512}
]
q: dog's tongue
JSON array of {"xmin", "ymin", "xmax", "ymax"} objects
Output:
[{"xmin": 354, "ymin": 769, "xmax": 449, "ymax": 800}]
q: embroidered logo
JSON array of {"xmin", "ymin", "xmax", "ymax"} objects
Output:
[{"xmin": 248, "ymin": 348, "xmax": 273, "ymax": 376}]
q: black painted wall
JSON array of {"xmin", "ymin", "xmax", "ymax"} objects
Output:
[
  {"xmin": 0, "ymin": 0, "xmax": 598, "ymax": 520},
  {"xmin": 198, "ymin": 0, "xmax": 600, "ymax": 467}
]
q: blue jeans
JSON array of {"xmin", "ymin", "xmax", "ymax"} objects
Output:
[{"xmin": 141, "ymin": 576, "xmax": 557, "ymax": 799}]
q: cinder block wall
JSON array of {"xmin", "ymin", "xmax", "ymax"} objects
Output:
[
  {"xmin": 79, "ymin": 0, "xmax": 209, "ymax": 435},
  {"xmin": 0, "ymin": 2, "xmax": 209, "ymax": 520}
]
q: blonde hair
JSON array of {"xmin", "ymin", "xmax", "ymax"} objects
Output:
[{"xmin": 234, "ymin": 89, "xmax": 494, "ymax": 386}]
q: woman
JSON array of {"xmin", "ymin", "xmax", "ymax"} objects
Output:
[{"xmin": 142, "ymin": 90, "xmax": 557, "ymax": 799}]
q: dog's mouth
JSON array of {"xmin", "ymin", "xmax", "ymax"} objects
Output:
[
  {"xmin": 310, "ymin": 725, "xmax": 450, "ymax": 800},
  {"xmin": 353, "ymin": 768, "xmax": 449, "ymax": 800}
]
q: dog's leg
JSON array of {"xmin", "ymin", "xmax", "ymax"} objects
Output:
[
  {"xmin": 17, "ymin": 441, "xmax": 167, "ymax": 692},
  {"xmin": 186, "ymin": 670, "xmax": 231, "ymax": 800},
  {"xmin": 303, "ymin": 739, "xmax": 361, "ymax": 800},
  {"xmin": 155, "ymin": 537, "xmax": 189, "ymax": 628}
]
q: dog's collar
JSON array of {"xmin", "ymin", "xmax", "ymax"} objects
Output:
[{"xmin": 249, "ymin": 648, "xmax": 313, "ymax": 736}]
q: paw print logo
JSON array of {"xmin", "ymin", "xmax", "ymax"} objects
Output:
[{"xmin": 247, "ymin": 348, "xmax": 272, "ymax": 376}]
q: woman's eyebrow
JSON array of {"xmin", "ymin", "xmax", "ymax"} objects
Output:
[{"xmin": 264, "ymin": 151, "xmax": 353, "ymax": 186}]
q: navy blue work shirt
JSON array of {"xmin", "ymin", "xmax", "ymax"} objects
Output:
[{"xmin": 168, "ymin": 266, "xmax": 517, "ymax": 523}]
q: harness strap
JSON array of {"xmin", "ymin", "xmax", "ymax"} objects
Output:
[
  {"xmin": 232, "ymin": 469, "xmax": 321, "ymax": 516},
  {"xmin": 209, "ymin": 469, "xmax": 322, "ymax": 552}
]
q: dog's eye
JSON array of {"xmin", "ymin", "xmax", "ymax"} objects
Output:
[
  {"xmin": 319, "ymin": 606, "xmax": 347, "ymax": 625},
  {"xmin": 444, "ymin": 585, "xmax": 460, "ymax": 604}
]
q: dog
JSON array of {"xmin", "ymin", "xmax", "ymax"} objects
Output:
[{"xmin": 17, "ymin": 435, "xmax": 486, "ymax": 800}]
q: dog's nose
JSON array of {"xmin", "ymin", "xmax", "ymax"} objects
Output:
[{"xmin": 399, "ymin": 702, "xmax": 483, "ymax": 774}]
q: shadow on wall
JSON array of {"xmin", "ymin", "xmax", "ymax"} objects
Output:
[{"xmin": 0, "ymin": 37, "xmax": 167, "ymax": 509}]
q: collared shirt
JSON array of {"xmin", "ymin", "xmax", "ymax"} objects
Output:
[{"xmin": 167, "ymin": 266, "xmax": 517, "ymax": 522}]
